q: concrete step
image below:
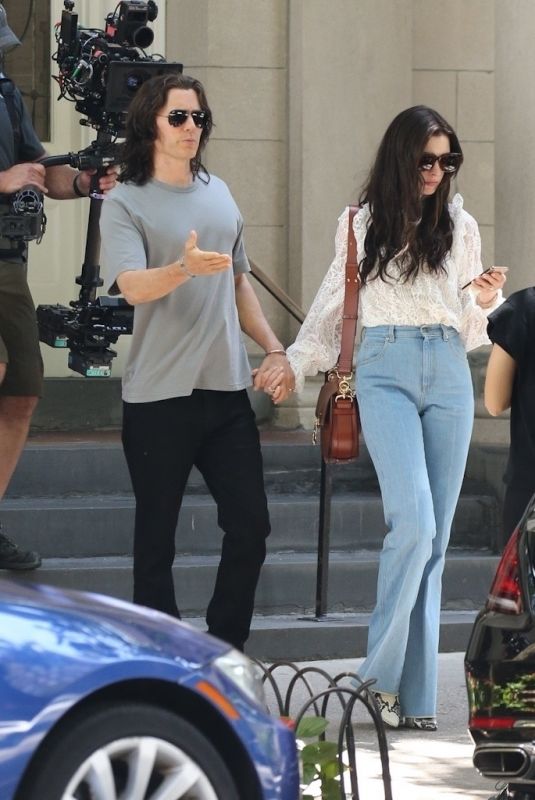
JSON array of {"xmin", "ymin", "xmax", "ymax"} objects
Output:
[
  {"xmin": 246, "ymin": 610, "xmax": 479, "ymax": 661},
  {"xmin": 7, "ymin": 432, "xmax": 380, "ymax": 497},
  {"xmin": 3, "ymin": 420, "xmax": 504, "ymax": 661},
  {"xmin": 12, "ymin": 549, "xmax": 499, "ymax": 619},
  {"xmin": 1, "ymin": 491, "xmax": 499, "ymax": 556},
  {"xmin": 30, "ymin": 373, "xmax": 273, "ymax": 433},
  {"xmin": 11, "ymin": 428, "xmax": 505, "ymax": 499}
]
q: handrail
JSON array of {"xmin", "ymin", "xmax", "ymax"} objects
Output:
[
  {"xmin": 249, "ymin": 259, "xmax": 306, "ymax": 325},
  {"xmin": 250, "ymin": 257, "xmax": 335, "ymax": 622}
]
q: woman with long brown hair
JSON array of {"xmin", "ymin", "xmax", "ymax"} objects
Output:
[{"xmin": 262, "ymin": 105, "xmax": 507, "ymax": 730}]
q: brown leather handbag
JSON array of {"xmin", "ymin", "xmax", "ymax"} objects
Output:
[{"xmin": 313, "ymin": 206, "xmax": 361, "ymax": 463}]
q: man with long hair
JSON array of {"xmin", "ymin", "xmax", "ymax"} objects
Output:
[{"xmin": 100, "ymin": 72, "xmax": 293, "ymax": 650}]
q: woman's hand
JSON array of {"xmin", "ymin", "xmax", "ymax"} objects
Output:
[
  {"xmin": 252, "ymin": 355, "xmax": 295, "ymax": 404},
  {"xmin": 474, "ymin": 267, "xmax": 507, "ymax": 308}
]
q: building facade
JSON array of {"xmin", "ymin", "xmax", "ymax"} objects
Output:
[{"xmin": 6, "ymin": 0, "xmax": 533, "ymax": 421}]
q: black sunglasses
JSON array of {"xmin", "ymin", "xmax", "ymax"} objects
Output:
[
  {"xmin": 158, "ymin": 109, "xmax": 210, "ymax": 129},
  {"xmin": 418, "ymin": 152, "xmax": 463, "ymax": 173}
]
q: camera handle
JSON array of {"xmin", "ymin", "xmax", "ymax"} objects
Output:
[{"xmin": 39, "ymin": 130, "xmax": 117, "ymax": 306}]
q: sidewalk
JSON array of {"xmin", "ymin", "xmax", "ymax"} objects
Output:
[{"xmin": 266, "ymin": 652, "xmax": 498, "ymax": 799}]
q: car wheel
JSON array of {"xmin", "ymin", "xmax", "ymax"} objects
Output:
[{"xmin": 19, "ymin": 702, "xmax": 240, "ymax": 800}]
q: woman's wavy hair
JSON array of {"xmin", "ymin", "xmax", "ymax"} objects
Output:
[
  {"xmin": 358, "ymin": 105, "xmax": 463, "ymax": 284},
  {"xmin": 120, "ymin": 73, "xmax": 213, "ymax": 185}
]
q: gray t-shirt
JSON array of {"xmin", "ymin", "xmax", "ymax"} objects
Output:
[{"xmin": 100, "ymin": 175, "xmax": 253, "ymax": 402}]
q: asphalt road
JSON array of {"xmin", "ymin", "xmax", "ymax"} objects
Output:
[{"xmin": 264, "ymin": 652, "xmax": 502, "ymax": 800}]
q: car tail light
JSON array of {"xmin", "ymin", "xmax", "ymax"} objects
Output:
[
  {"xmin": 486, "ymin": 528, "xmax": 524, "ymax": 614},
  {"xmin": 470, "ymin": 716, "xmax": 516, "ymax": 730}
]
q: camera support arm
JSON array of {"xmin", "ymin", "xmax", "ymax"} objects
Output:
[
  {"xmin": 36, "ymin": 127, "xmax": 132, "ymax": 377},
  {"xmin": 40, "ymin": 130, "xmax": 118, "ymax": 304},
  {"xmin": 39, "ymin": 149, "xmax": 116, "ymax": 172},
  {"xmin": 39, "ymin": 127, "xmax": 118, "ymax": 173}
]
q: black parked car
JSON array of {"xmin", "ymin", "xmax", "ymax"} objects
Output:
[{"xmin": 465, "ymin": 493, "xmax": 535, "ymax": 800}]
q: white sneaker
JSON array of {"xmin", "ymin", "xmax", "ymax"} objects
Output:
[{"xmin": 373, "ymin": 691, "xmax": 402, "ymax": 728}]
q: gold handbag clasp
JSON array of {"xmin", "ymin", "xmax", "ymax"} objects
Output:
[{"xmin": 334, "ymin": 369, "xmax": 354, "ymax": 401}]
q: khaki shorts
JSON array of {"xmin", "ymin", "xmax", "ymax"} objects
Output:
[{"xmin": 0, "ymin": 261, "xmax": 43, "ymax": 396}]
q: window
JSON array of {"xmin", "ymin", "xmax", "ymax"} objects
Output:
[{"xmin": 3, "ymin": 0, "xmax": 51, "ymax": 141}]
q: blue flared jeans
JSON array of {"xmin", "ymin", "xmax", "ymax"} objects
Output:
[{"xmin": 355, "ymin": 325, "xmax": 474, "ymax": 717}]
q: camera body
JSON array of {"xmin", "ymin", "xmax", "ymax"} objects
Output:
[
  {"xmin": 55, "ymin": 0, "xmax": 181, "ymax": 134},
  {"xmin": 108, "ymin": 0, "xmax": 159, "ymax": 49},
  {"xmin": 38, "ymin": 297, "xmax": 134, "ymax": 377}
]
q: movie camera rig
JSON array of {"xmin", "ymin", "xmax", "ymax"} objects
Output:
[{"xmin": 31, "ymin": 0, "xmax": 182, "ymax": 376}]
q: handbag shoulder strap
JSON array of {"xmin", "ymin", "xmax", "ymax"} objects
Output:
[{"xmin": 338, "ymin": 205, "xmax": 360, "ymax": 374}]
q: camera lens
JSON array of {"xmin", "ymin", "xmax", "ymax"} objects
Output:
[
  {"xmin": 126, "ymin": 73, "xmax": 143, "ymax": 91},
  {"xmin": 132, "ymin": 26, "xmax": 154, "ymax": 49}
]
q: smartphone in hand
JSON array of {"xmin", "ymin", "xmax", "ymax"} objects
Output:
[{"xmin": 461, "ymin": 266, "xmax": 509, "ymax": 291}]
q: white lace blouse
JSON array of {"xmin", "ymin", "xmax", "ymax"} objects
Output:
[{"xmin": 287, "ymin": 194, "xmax": 502, "ymax": 392}]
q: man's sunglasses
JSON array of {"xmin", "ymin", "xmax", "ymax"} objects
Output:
[
  {"xmin": 418, "ymin": 152, "xmax": 463, "ymax": 173},
  {"xmin": 158, "ymin": 109, "xmax": 210, "ymax": 129}
]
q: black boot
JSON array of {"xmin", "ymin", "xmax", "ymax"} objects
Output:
[{"xmin": 0, "ymin": 526, "xmax": 41, "ymax": 570}]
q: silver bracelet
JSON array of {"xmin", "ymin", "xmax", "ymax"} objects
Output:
[
  {"xmin": 178, "ymin": 258, "xmax": 196, "ymax": 278},
  {"xmin": 266, "ymin": 348, "xmax": 286, "ymax": 356}
]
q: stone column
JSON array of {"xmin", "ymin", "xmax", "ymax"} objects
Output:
[
  {"xmin": 166, "ymin": 0, "xmax": 289, "ymax": 335},
  {"xmin": 495, "ymin": 1, "xmax": 535, "ymax": 294},
  {"xmin": 412, "ymin": 0, "xmax": 495, "ymax": 269},
  {"xmin": 280, "ymin": 0, "xmax": 413, "ymax": 427}
]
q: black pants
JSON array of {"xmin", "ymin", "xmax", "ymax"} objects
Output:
[{"xmin": 122, "ymin": 389, "xmax": 270, "ymax": 650}]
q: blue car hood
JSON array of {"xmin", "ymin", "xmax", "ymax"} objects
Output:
[{"xmin": 0, "ymin": 578, "xmax": 229, "ymax": 676}]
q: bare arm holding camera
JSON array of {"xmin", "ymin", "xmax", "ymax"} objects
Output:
[
  {"xmin": 0, "ymin": 161, "xmax": 117, "ymax": 200},
  {"xmin": 44, "ymin": 163, "xmax": 118, "ymax": 200},
  {"xmin": 0, "ymin": 162, "xmax": 47, "ymax": 194}
]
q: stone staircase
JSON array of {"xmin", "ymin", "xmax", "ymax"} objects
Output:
[{"xmin": 3, "ymin": 353, "xmax": 509, "ymax": 660}]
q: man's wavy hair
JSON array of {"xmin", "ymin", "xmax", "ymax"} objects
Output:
[
  {"xmin": 120, "ymin": 73, "xmax": 213, "ymax": 185},
  {"xmin": 358, "ymin": 105, "xmax": 463, "ymax": 284}
]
